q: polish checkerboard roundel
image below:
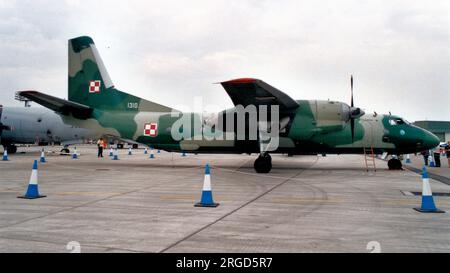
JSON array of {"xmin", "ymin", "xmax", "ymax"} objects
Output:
[
  {"xmin": 144, "ymin": 123, "xmax": 158, "ymax": 137},
  {"xmin": 89, "ymin": 80, "xmax": 101, "ymax": 93}
]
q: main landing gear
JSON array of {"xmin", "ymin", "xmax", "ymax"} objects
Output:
[
  {"xmin": 2, "ymin": 144, "xmax": 17, "ymax": 154},
  {"xmin": 60, "ymin": 145, "xmax": 70, "ymax": 155},
  {"xmin": 254, "ymin": 153, "xmax": 272, "ymax": 173},
  {"xmin": 388, "ymin": 158, "xmax": 403, "ymax": 170}
]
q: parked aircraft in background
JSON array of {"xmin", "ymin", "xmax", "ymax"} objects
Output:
[{"xmin": 0, "ymin": 104, "xmax": 95, "ymax": 154}]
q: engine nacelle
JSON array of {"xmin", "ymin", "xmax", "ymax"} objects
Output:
[
  {"xmin": 288, "ymin": 100, "xmax": 360, "ymax": 140},
  {"xmin": 313, "ymin": 100, "xmax": 349, "ymax": 134}
]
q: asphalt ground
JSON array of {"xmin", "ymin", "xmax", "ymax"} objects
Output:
[{"xmin": 0, "ymin": 146, "xmax": 449, "ymax": 252}]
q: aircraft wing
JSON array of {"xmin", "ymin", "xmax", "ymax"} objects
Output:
[
  {"xmin": 17, "ymin": 91, "xmax": 93, "ymax": 119},
  {"xmin": 220, "ymin": 78, "xmax": 299, "ymax": 113}
]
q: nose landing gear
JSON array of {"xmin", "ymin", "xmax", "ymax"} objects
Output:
[
  {"xmin": 388, "ymin": 158, "xmax": 403, "ymax": 170},
  {"xmin": 254, "ymin": 153, "xmax": 272, "ymax": 173}
]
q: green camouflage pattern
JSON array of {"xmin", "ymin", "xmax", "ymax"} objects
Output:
[{"xmin": 60, "ymin": 36, "xmax": 439, "ymax": 155}]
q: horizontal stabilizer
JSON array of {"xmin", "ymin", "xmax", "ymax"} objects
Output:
[{"xmin": 17, "ymin": 91, "xmax": 93, "ymax": 119}]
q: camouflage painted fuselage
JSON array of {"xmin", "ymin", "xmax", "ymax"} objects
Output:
[
  {"xmin": 21, "ymin": 36, "xmax": 440, "ymax": 156},
  {"xmin": 60, "ymin": 99, "xmax": 439, "ymax": 155}
]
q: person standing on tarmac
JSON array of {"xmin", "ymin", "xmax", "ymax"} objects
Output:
[
  {"xmin": 102, "ymin": 139, "xmax": 107, "ymax": 153},
  {"xmin": 446, "ymin": 141, "xmax": 450, "ymax": 168},
  {"xmin": 432, "ymin": 145, "xmax": 441, "ymax": 167},
  {"xmin": 97, "ymin": 138, "xmax": 105, "ymax": 158},
  {"xmin": 421, "ymin": 150, "xmax": 429, "ymax": 166}
]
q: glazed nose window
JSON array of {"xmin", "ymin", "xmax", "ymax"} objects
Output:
[
  {"xmin": 389, "ymin": 119, "xmax": 397, "ymax": 126},
  {"xmin": 396, "ymin": 118, "xmax": 405, "ymax": 125},
  {"xmin": 389, "ymin": 118, "xmax": 405, "ymax": 126}
]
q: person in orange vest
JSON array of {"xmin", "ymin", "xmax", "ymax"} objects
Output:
[{"xmin": 97, "ymin": 138, "xmax": 105, "ymax": 158}]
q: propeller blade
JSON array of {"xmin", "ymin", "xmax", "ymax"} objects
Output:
[
  {"xmin": 350, "ymin": 75, "xmax": 354, "ymax": 142},
  {"xmin": 350, "ymin": 75, "xmax": 354, "ymax": 108},
  {"xmin": 351, "ymin": 118, "xmax": 355, "ymax": 142}
]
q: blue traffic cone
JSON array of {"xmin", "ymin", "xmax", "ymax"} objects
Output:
[
  {"xmin": 182, "ymin": 151, "xmax": 186, "ymax": 157},
  {"xmin": 195, "ymin": 164, "xmax": 219, "ymax": 207},
  {"xmin": 18, "ymin": 160, "xmax": 46, "ymax": 199},
  {"xmin": 112, "ymin": 149, "xmax": 119, "ymax": 160},
  {"xmin": 414, "ymin": 167, "xmax": 445, "ymax": 213},
  {"xmin": 128, "ymin": 147, "xmax": 132, "ymax": 155},
  {"xmin": 405, "ymin": 154, "xmax": 411, "ymax": 164},
  {"xmin": 157, "ymin": 149, "xmax": 161, "ymax": 154},
  {"xmin": 109, "ymin": 147, "xmax": 114, "ymax": 157},
  {"xmin": 149, "ymin": 148, "xmax": 155, "ymax": 159},
  {"xmin": 40, "ymin": 149, "xmax": 46, "ymax": 163},
  {"xmin": 72, "ymin": 148, "xmax": 78, "ymax": 159},
  {"xmin": 144, "ymin": 148, "xmax": 148, "ymax": 154},
  {"xmin": 2, "ymin": 150, "xmax": 8, "ymax": 161}
]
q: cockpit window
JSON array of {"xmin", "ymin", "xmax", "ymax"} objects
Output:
[{"xmin": 389, "ymin": 118, "xmax": 406, "ymax": 126}]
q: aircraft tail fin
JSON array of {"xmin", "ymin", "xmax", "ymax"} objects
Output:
[{"xmin": 68, "ymin": 36, "xmax": 172, "ymax": 112}]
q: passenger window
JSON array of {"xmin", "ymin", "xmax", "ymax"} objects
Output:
[{"xmin": 396, "ymin": 119, "xmax": 404, "ymax": 125}]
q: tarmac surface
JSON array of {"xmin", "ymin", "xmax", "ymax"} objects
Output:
[
  {"xmin": 0, "ymin": 145, "xmax": 449, "ymax": 253},
  {"xmin": 404, "ymin": 154, "xmax": 450, "ymax": 185}
]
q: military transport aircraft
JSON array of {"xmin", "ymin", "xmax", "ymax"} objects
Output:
[
  {"xmin": 0, "ymin": 104, "xmax": 94, "ymax": 154},
  {"xmin": 18, "ymin": 36, "xmax": 439, "ymax": 173}
]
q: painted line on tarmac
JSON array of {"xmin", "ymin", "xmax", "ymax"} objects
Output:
[
  {"xmin": 404, "ymin": 165, "xmax": 450, "ymax": 186},
  {"xmin": 0, "ymin": 235, "xmax": 145, "ymax": 253},
  {"xmin": 54, "ymin": 191, "xmax": 123, "ymax": 197},
  {"xmin": 0, "ymin": 170, "xmax": 202, "ymax": 231},
  {"xmin": 270, "ymin": 197, "xmax": 343, "ymax": 205},
  {"xmin": 382, "ymin": 199, "xmax": 450, "ymax": 206},
  {"xmin": 159, "ymin": 194, "xmax": 232, "ymax": 201},
  {"xmin": 158, "ymin": 157, "xmax": 319, "ymax": 253},
  {"xmin": 378, "ymin": 157, "xmax": 450, "ymax": 186}
]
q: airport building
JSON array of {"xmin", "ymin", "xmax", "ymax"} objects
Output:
[{"xmin": 414, "ymin": 120, "xmax": 450, "ymax": 142}]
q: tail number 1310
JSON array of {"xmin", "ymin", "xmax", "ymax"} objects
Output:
[{"xmin": 127, "ymin": 102, "xmax": 139, "ymax": 109}]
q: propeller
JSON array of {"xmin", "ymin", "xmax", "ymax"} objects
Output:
[
  {"xmin": 348, "ymin": 75, "xmax": 364, "ymax": 142},
  {"xmin": 351, "ymin": 76, "xmax": 354, "ymax": 108}
]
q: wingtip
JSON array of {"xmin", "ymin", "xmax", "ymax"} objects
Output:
[
  {"xmin": 16, "ymin": 90, "xmax": 39, "ymax": 97},
  {"xmin": 221, "ymin": 78, "xmax": 258, "ymax": 84}
]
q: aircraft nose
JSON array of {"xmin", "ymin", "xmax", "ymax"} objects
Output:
[{"xmin": 422, "ymin": 130, "xmax": 440, "ymax": 150}]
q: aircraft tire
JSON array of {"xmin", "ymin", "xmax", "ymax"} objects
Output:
[
  {"xmin": 6, "ymin": 144, "xmax": 17, "ymax": 154},
  {"xmin": 254, "ymin": 154, "xmax": 272, "ymax": 173},
  {"xmin": 388, "ymin": 158, "xmax": 402, "ymax": 170}
]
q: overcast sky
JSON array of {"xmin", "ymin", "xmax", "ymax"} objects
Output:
[{"xmin": 0, "ymin": 0, "xmax": 449, "ymax": 121}]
